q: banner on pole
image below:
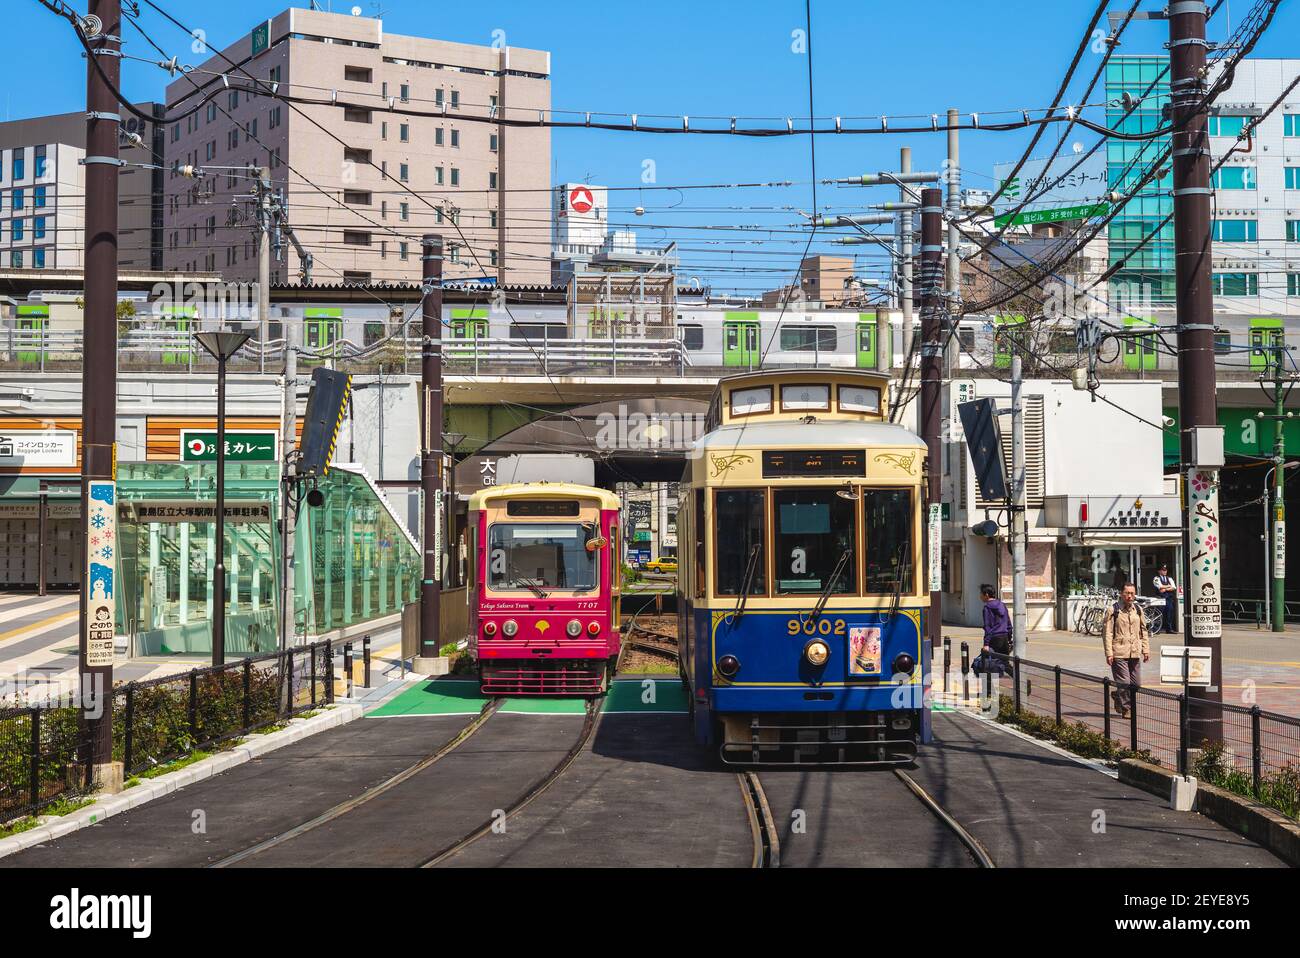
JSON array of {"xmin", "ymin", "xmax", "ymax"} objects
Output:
[
  {"xmin": 84, "ymin": 481, "xmax": 116, "ymax": 668},
  {"xmin": 928, "ymin": 503, "xmax": 942, "ymax": 592},
  {"xmin": 1187, "ymin": 469, "xmax": 1222, "ymax": 640}
]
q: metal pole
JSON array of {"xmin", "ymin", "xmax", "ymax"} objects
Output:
[
  {"xmin": 258, "ymin": 167, "xmax": 271, "ymax": 374},
  {"xmin": 213, "ymin": 355, "xmax": 227, "ymax": 666},
  {"xmin": 1170, "ymin": 0, "xmax": 1222, "ymax": 742},
  {"xmin": 419, "ymin": 235, "xmax": 444, "ymax": 663},
  {"xmin": 899, "ymin": 147, "xmax": 914, "ymax": 370},
  {"xmin": 919, "ymin": 188, "xmax": 944, "ymax": 653},
  {"xmin": 1011, "ymin": 354, "xmax": 1027, "ymax": 658},
  {"xmin": 1263, "ymin": 472, "xmax": 1272, "ymax": 627},
  {"xmin": 79, "ymin": 0, "xmax": 120, "ymax": 789},
  {"xmin": 945, "ymin": 108, "xmax": 961, "ymax": 378},
  {"xmin": 1272, "ymin": 343, "xmax": 1286, "ymax": 632},
  {"xmin": 279, "ymin": 296, "xmax": 299, "ymax": 648}
]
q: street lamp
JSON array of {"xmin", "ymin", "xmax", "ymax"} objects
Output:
[
  {"xmin": 1263, "ymin": 460, "xmax": 1298, "ymax": 631},
  {"xmin": 194, "ymin": 330, "xmax": 253, "ymax": 666}
]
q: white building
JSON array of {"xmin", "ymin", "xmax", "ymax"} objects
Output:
[{"xmin": 0, "ymin": 143, "xmax": 82, "ymax": 271}]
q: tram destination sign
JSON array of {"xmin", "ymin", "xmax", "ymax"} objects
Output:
[{"xmin": 762, "ymin": 449, "xmax": 865, "ymax": 478}]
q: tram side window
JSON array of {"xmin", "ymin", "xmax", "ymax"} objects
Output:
[
  {"xmin": 694, "ymin": 489, "xmax": 706, "ymax": 599},
  {"xmin": 714, "ymin": 489, "xmax": 766, "ymax": 596},
  {"xmin": 863, "ymin": 489, "xmax": 914, "ymax": 594},
  {"xmin": 772, "ymin": 488, "xmax": 857, "ymax": 594}
]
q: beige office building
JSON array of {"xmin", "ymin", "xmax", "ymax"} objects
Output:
[{"xmin": 163, "ymin": 8, "xmax": 552, "ymax": 286}]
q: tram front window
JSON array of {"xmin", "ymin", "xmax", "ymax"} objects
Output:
[
  {"xmin": 487, "ymin": 523, "xmax": 598, "ymax": 593},
  {"xmin": 864, "ymin": 489, "xmax": 914, "ymax": 594},
  {"xmin": 773, "ymin": 488, "xmax": 857, "ymax": 594},
  {"xmin": 715, "ymin": 490, "xmax": 767, "ymax": 596}
]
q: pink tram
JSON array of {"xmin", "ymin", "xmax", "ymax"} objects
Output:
[{"xmin": 468, "ymin": 482, "xmax": 622, "ymax": 695}]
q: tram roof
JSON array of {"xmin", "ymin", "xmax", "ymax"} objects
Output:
[
  {"xmin": 468, "ymin": 482, "xmax": 621, "ymax": 511},
  {"xmin": 694, "ymin": 420, "xmax": 925, "ymax": 451}
]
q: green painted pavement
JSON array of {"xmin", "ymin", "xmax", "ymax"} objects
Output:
[{"xmin": 367, "ymin": 677, "xmax": 690, "ymax": 717}]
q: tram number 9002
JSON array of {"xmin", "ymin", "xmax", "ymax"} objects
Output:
[{"xmin": 786, "ymin": 618, "xmax": 847, "ymax": 637}]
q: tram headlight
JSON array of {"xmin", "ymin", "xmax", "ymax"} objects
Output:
[
  {"xmin": 717, "ymin": 654, "xmax": 741, "ymax": 678},
  {"xmin": 804, "ymin": 639, "xmax": 831, "ymax": 667},
  {"xmin": 566, "ymin": 619, "xmax": 582, "ymax": 637},
  {"xmin": 483, "ymin": 621, "xmax": 498, "ymax": 637},
  {"xmin": 502, "ymin": 619, "xmax": 519, "ymax": 637},
  {"xmin": 893, "ymin": 652, "xmax": 916, "ymax": 676}
]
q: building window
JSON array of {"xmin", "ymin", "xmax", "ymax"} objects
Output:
[
  {"xmin": 435, "ymin": 88, "xmax": 444, "ymax": 107},
  {"xmin": 12, "ymin": 218, "xmax": 24, "ymax": 241},
  {"xmin": 1213, "ymin": 219, "xmax": 1257, "ymax": 242},
  {"xmin": 342, "ymin": 271, "xmax": 371, "ymax": 284},
  {"xmin": 271, "ymin": 148, "xmax": 281, "ymax": 169},
  {"xmin": 489, "ymin": 171, "xmax": 497, "ymax": 189},
  {"xmin": 1212, "ymin": 166, "xmax": 1256, "ymax": 190},
  {"xmin": 436, "ymin": 207, "xmax": 444, "ymax": 224},
  {"xmin": 399, "ymin": 163, "xmax": 409, "ymax": 181},
  {"xmin": 400, "ymin": 83, "xmax": 410, "ymax": 102},
  {"xmin": 207, "ymin": 103, "xmax": 216, "ymax": 123},
  {"xmin": 1288, "ymin": 221, "xmax": 1300, "ymax": 243},
  {"xmin": 399, "ymin": 241, "xmax": 408, "ymax": 260},
  {"xmin": 345, "ymin": 66, "xmax": 372, "ymax": 83},
  {"xmin": 450, "ymin": 168, "xmax": 459, "ymax": 187},
  {"xmin": 12, "ymin": 148, "xmax": 24, "ymax": 181},
  {"xmin": 33, "ymin": 186, "xmax": 45, "ymax": 208},
  {"xmin": 13, "ymin": 188, "xmax": 24, "ymax": 210},
  {"xmin": 435, "ymin": 166, "xmax": 444, "ymax": 185},
  {"xmin": 229, "ymin": 91, "xmax": 239, "ymax": 110},
  {"xmin": 435, "ymin": 127, "xmax": 444, "ymax": 146},
  {"xmin": 343, "ymin": 108, "xmax": 372, "ymax": 123},
  {"xmin": 489, "ymin": 210, "xmax": 497, "ymax": 228},
  {"xmin": 33, "ymin": 145, "xmax": 46, "ymax": 178},
  {"xmin": 400, "ymin": 201, "xmax": 409, "ymax": 221},
  {"xmin": 249, "ymin": 118, "xmax": 257, "ymax": 139},
  {"xmin": 33, "ymin": 216, "xmax": 45, "ymax": 239},
  {"xmin": 400, "ymin": 123, "xmax": 409, "ymax": 142},
  {"xmin": 1207, "ymin": 114, "xmax": 1249, "ymax": 138},
  {"xmin": 343, "ymin": 190, "xmax": 372, "ymax": 205},
  {"xmin": 449, "ymin": 244, "xmax": 460, "ymax": 263},
  {"xmin": 32, "ymin": 248, "xmax": 46, "ymax": 269},
  {"xmin": 450, "ymin": 129, "xmax": 459, "ymax": 148},
  {"xmin": 343, "ymin": 231, "xmax": 372, "ymax": 246},
  {"xmin": 1286, "ymin": 115, "xmax": 1300, "ymax": 137},
  {"xmin": 489, "ymin": 133, "xmax": 498, "ymax": 152},
  {"xmin": 269, "ymin": 106, "xmax": 282, "ymax": 129},
  {"xmin": 1212, "ymin": 272, "xmax": 1258, "ymax": 296},
  {"xmin": 489, "ymin": 249, "xmax": 498, "ymax": 266},
  {"xmin": 269, "ymin": 66, "xmax": 282, "ymax": 84},
  {"xmin": 1290, "ymin": 274, "xmax": 1300, "ymax": 297},
  {"xmin": 343, "ymin": 147, "xmax": 372, "ymax": 165},
  {"xmin": 450, "ymin": 90, "xmax": 460, "ymax": 109},
  {"xmin": 11, "ymin": 250, "xmax": 22, "ymax": 268},
  {"xmin": 228, "ymin": 129, "xmax": 239, "ymax": 150}
]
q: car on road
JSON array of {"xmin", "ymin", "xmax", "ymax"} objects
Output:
[{"xmin": 643, "ymin": 557, "xmax": 678, "ymax": 574}]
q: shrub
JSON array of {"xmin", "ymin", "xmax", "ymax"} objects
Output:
[{"xmin": 1193, "ymin": 740, "xmax": 1300, "ymax": 822}]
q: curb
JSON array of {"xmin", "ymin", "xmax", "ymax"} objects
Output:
[
  {"xmin": 947, "ymin": 706, "xmax": 1120, "ymax": 780},
  {"xmin": 0, "ymin": 702, "xmax": 363, "ymax": 861},
  {"xmin": 1118, "ymin": 759, "xmax": 1300, "ymax": 867}
]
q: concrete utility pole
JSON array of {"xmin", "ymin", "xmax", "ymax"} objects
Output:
[
  {"xmin": 899, "ymin": 147, "xmax": 914, "ymax": 370},
  {"xmin": 1170, "ymin": 0, "xmax": 1223, "ymax": 740},
  {"xmin": 416, "ymin": 234, "xmax": 445, "ymax": 671},
  {"xmin": 272, "ymin": 166, "xmax": 301, "ymax": 648},
  {"xmin": 80, "ymin": 0, "xmax": 121, "ymax": 791},
  {"xmin": 1010, "ymin": 355, "xmax": 1027, "ymax": 657},
  {"xmin": 945, "ymin": 108, "xmax": 961, "ymax": 377},
  {"xmin": 919, "ymin": 187, "xmax": 944, "ymax": 654}
]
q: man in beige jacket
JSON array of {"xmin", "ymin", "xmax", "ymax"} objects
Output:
[{"xmin": 1103, "ymin": 582, "xmax": 1151, "ymax": 717}]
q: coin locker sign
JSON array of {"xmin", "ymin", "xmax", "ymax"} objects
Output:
[{"xmin": 84, "ymin": 481, "xmax": 116, "ymax": 667}]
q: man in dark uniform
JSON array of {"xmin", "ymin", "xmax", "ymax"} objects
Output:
[{"xmin": 1152, "ymin": 563, "xmax": 1178, "ymax": 633}]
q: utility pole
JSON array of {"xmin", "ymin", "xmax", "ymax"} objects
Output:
[
  {"xmin": 945, "ymin": 108, "xmax": 961, "ymax": 378},
  {"xmin": 919, "ymin": 188, "xmax": 944, "ymax": 656},
  {"xmin": 1170, "ymin": 0, "xmax": 1223, "ymax": 741},
  {"xmin": 1010, "ymin": 355, "xmax": 1027, "ymax": 657},
  {"xmin": 270, "ymin": 166, "xmax": 301, "ymax": 648},
  {"xmin": 898, "ymin": 147, "xmax": 914, "ymax": 371},
  {"xmin": 80, "ymin": 0, "xmax": 121, "ymax": 791},
  {"xmin": 415, "ymin": 234, "xmax": 445, "ymax": 671},
  {"xmin": 1266, "ymin": 339, "xmax": 1292, "ymax": 632}
]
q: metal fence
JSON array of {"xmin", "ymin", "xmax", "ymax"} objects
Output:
[
  {"xmin": 0, "ymin": 639, "xmax": 335, "ymax": 826},
  {"xmin": 986, "ymin": 650, "xmax": 1300, "ymax": 800}
]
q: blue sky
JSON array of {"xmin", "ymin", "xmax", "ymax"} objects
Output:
[{"xmin": 7, "ymin": 0, "xmax": 1299, "ymax": 293}]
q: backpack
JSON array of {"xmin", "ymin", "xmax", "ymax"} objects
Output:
[{"xmin": 1109, "ymin": 601, "xmax": 1147, "ymax": 642}]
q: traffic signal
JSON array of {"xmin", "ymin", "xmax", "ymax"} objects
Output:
[{"xmin": 297, "ymin": 368, "xmax": 352, "ymax": 478}]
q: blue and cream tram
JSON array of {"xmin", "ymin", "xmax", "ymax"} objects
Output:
[{"xmin": 677, "ymin": 369, "xmax": 929, "ymax": 765}]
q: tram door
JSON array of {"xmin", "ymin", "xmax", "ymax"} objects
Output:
[
  {"xmin": 450, "ymin": 308, "xmax": 489, "ymax": 361},
  {"xmin": 1123, "ymin": 318, "xmax": 1158, "ymax": 372},
  {"xmin": 159, "ymin": 304, "xmax": 197, "ymax": 365},
  {"xmin": 723, "ymin": 314, "xmax": 760, "ymax": 367},
  {"xmin": 16, "ymin": 304, "xmax": 48, "ymax": 366},
  {"xmin": 856, "ymin": 314, "xmax": 877, "ymax": 368}
]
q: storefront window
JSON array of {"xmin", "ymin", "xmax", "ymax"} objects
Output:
[{"xmin": 1059, "ymin": 546, "xmax": 1133, "ymax": 594}]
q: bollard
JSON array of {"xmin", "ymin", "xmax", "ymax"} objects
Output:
[
  {"xmin": 960, "ymin": 641, "xmax": 969, "ymax": 703},
  {"xmin": 344, "ymin": 642, "xmax": 353, "ymax": 699},
  {"xmin": 1102, "ymin": 676, "xmax": 1111, "ymax": 744},
  {"xmin": 942, "ymin": 637, "xmax": 951, "ymax": 694},
  {"xmin": 363, "ymin": 633, "xmax": 372, "ymax": 688}
]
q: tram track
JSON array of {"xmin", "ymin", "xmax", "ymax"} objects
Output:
[
  {"xmin": 419, "ymin": 698, "xmax": 602, "ymax": 867},
  {"xmin": 208, "ymin": 697, "xmax": 503, "ymax": 868},
  {"xmin": 893, "ymin": 767, "xmax": 996, "ymax": 869},
  {"xmin": 737, "ymin": 771, "xmax": 780, "ymax": 868}
]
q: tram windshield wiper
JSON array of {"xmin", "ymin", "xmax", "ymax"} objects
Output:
[
  {"xmin": 803, "ymin": 549, "xmax": 850, "ymax": 628},
  {"xmin": 731, "ymin": 543, "xmax": 762, "ymax": 622},
  {"xmin": 509, "ymin": 563, "xmax": 548, "ymax": 598}
]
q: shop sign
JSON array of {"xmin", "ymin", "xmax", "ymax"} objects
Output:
[
  {"xmin": 127, "ymin": 500, "xmax": 272, "ymax": 524},
  {"xmin": 0, "ymin": 431, "xmax": 77, "ymax": 468}
]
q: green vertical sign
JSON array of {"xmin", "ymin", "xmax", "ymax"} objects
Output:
[{"xmin": 251, "ymin": 20, "xmax": 271, "ymax": 57}]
